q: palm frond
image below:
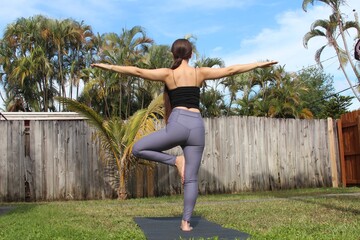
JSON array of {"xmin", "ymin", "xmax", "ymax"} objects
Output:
[
  {"xmin": 311, "ymin": 19, "xmax": 331, "ymax": 30},
  {"xmin": 56, "ymin": 96, "xmax": 126, "ymax": 168},
  {"xmin": 303, "ymin": 0, "xmax": 345, "ymax": 12},
  {"xmin": 336, "ymin": 47, "xmax": 349, "ymax": 67},
  {"xmin": 56, "ymin": 97, "xmax": 105, "ymax": 130},
  {"xmin": 303, "ymin": 30, "xmax": 326, "ymax": 48},
  {"xmin": 342, "ymin": 21, "xmax": 360, "ymax": 33},
  {"xmin": 315, "ymin": 45, "xmax": 327, "ymax": 67},
  {"xmin": 302, "ymin": 0, "xmax": 315, "ymax": 12},
  {"xmin": 299, "ymin": 108, "xmax": 314, "ymax": 119},
  {"xmin": 122, "ymin": 94, "xmax": 164, "ymax": 159}
]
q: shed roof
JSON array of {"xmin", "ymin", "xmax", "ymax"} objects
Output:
[{"xmin": 0, "ymin": 112, "xmax": 87, "ymax": 121}]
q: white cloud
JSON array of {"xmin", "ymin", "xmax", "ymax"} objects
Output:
[
  {"xmin": 0, "ymin": 0, "xmax": 126, "ymax": 35},
  {"xmin": 223, "ymin": 5, "xmax": 332, "ymax": 68},
  {"xmin": 155, "ymin": 0, "xmax": 251, "ymax": 11},
  {"xmin": 221, "ymin": 0, "xmax": 360, "ymax": 110}
]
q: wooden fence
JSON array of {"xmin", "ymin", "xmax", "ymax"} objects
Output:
[
  {"xmin": 132, "ymin": 116, "xmax": 340, "ymax": 198},
  {"xmin": 0, "ymin": 114, "xmax": 340, "ymax": 202},
  {"xmin": 0, "ymin": 119, "xmax": 116, "ymax": 202},
  {"xmin": 337, "ymin": 110, "xmax": 360, "ymax": 186}
]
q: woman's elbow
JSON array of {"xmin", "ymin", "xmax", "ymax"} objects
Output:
[
  {"xmin": 132, "ymin": 67, "xmax": 143, "ymax": 77},
  {"xmin": 226, "ymin": 66, "xmax": 237, "ymax": 76}
]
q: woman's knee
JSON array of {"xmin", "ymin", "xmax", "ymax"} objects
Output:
[{"xmin": 132, "ymin": 141, "xmax": 142, "ymax": 158}]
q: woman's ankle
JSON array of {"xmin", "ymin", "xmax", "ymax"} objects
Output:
[{"xmin": 181, "ymin": 219, "xmax": 192, "ymax": 231}]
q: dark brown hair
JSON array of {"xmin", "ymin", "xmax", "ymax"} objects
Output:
[{"xmin": 163, "ymin": 39, "xmax": 193, "ymax": 123}]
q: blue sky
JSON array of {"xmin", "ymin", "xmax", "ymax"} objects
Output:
[{"xmin": 1, "ymin": 0, "xmax": 360, "ymax": 110}]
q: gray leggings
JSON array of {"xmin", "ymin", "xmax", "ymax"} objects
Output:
[{"xmin": 132, "ymin": 108, "xmax": 205, "ymax": 221}]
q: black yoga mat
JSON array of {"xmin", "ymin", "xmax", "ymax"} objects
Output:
[
  {"xmin": 0, "ymin": 207, "xmax": 14, "ymax": 216},
  {"xmin": 134, "ymin": 216, "xmax": 250, "ymax": 240}
]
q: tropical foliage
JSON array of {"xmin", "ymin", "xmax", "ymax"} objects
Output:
[
  {"xmin": 0, "ymin": 15, "xmax": 95, "ymax": 111},
  {"xmin": 57, "ymin": 94, "xmax": 164, "ymax": 199},
  {"xmin": 0, "ymin": 14, "xmax": 354, "ymax": 119}
]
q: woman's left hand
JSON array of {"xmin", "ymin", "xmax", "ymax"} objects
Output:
[{"xmin": 258, "ymin": 61, "xmax": 278, "ymax": 68}]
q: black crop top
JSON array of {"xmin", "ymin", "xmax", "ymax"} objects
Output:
[{"xmin": 167, "ymin": 86, "xmax": 200, "ymax": 109}]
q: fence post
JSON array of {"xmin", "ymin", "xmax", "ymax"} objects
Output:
[
  {"xmin": 336, "ymin": 119, "xmax": 346, "ymax": 187},
  {"xmin": 327, "ymin": 118, "xmax": 338, "ymax": 187}
]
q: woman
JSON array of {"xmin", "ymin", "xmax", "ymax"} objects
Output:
[{"xmin": 91, "ymin": 38, "xmax": 277, "ymax": 231}]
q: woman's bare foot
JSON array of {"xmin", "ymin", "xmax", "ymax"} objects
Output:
[
  {"xmin": 175, "ymin": 155, "xmax": 185, "ymax": 184},
  {"xmin": 180, "ymin": 220, "xmax": 193, "ymax": 231}
]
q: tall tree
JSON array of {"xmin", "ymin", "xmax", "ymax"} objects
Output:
[
  {"xmin": 318, "ymin": 94, "xmax": 353, "ymax": 118},
  {"xmin": 194, "ymin": 56, "xmax": 225, "ymax": 117},
  {"xmin": 222, "ymin": 73, "xmax": 253, "ymax": 116},
  {"xmin": 303, "ymin": 0, "xmax": 360, "ymax": 101},
  {"xmin": 233, "ymin": 73, "xmax": 258, "ymax": 116},
  {"xmin": 250, "ymin": 64, "xmax": 277, "ymax": 117},
  {"xmin": 99, "ymin": 26, "xmax": 153, "ymax": 119},
  {"xmin": 296, "ymin": 66, "xmax": 336, "ymax": 118},
  {"xmin": 137, "ymin": 44, "xmax": 173, "ymax": 109},
  {"xmin": 2, "ymin": 16, "xmax": 54, "ymax": 111},
  {"xmin": 0, "ymin": 15, "xmax": 95, "ymax": 112},
  {"xmin": 67, "ymin": 20, "xmax": 96, "ymax": 100}
]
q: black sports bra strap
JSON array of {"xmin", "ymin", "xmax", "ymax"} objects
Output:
[
  {"xmin": 195, "ymin": 68, "xmax": 197, "ymax": 86},
  {"xmin": 172, "ymin": 70, "xmax": 177, "ymax": 87}
]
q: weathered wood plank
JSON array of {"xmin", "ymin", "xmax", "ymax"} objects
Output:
[
  {"xmin": 45, "ymin": 121, "xmax": 54, "ymax": 200},
  {"xmin": 73, "ymin": 122, "xmax": 80, "ymax": 199},
  {"xmin": 0, "ymin": 122, "xmax": 8, "ymax": 201},
  {"xmin": 240, "ymin": 116, "xmax": 250, "ymax": 190},
  {"xmin": 7, "ymin": 121, "xmax": 25, "ymax": 201},
  {"xmin": 86, "ymin": 127, "xmax": 95, "ymax": 199},
  {"xmin": 81, "ymin": 121, "xmax": 90, "ymax": 199},
  {"xmin": 30, "ymin": 121, "xmax": 39, "ymax": 200},
  {"xmin": 90, "ymin": 130, "xmax": 104, "ymax": 199},
  {"xmin": 57, "ymin": 121, "xmax": 66, "ymax": 199}
]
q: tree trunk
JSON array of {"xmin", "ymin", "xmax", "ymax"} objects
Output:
[
  {"xmin": 42, "ymin": 76, "xmax": 48, "ymax": 112},
  {"xmin": 117, "ymin": 168, "xmax": 128, "ymax": 200},
  {"xmin": 337, "ymin": 11, "xmax": 360, "ymax": 83},
  {"xmin": 332, "ymin": 40, "xmax": 360, "ymax": 102}
]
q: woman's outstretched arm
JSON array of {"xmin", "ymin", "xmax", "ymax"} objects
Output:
[
  {"xmin": 91, "ymin": 63, "xmax": 170, "ymax": 82},
  {"xmin": 199, "ymin": 61, "xmax": 278, "ymax": 80}
]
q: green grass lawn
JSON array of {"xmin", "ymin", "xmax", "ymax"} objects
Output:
[{"xmin": 1, "ymin": 187, "xmax": 359, "ymax": 240}]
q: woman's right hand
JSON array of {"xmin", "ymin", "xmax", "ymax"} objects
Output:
[{"xmin": 91, "ymin": 63, "xmax": 111, "ymax": 70}]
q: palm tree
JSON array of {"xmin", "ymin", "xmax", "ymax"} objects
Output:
[
  {"xmin": 50, "ymin": 19, "xmax": 83, "ymax": 108},
  {"xmin": 67, "ymin": 21, "xmax": 95, "ymax": 100},
  {"xmin": 222, "ymin": 72, "xmax": 254, "ymax": 116},
  {"xmin": 303, "ymin": 0, "xmax": 360, "ymax": 101},
  {"xmin": 1, "ymin": 15, "xmax": 95, "ymax": 112},
  {"xmin": 266, "ymin": 67, "xmax": 313, "ymax": 119},
  {"xmin": 241, "ymin": 64, "xmax": 276, "ymax": 117},
  {"xmin": 80, "ymin": 66, "xmax": 113, "ymax": 117},
  {"xmin": 100, "ymin": 26, "xmax": 154, "ymax": 119},
  {"xmin": 194, "ymin": 56, "xmax": 225, "ymax": 117},
  {"xmin": 200, "ymin": 88, "xmax": 225, "ymax": 117},
  {"xmin": 136, "ymin": 44, "xmax": 173, "ymax": 109},
  {"xmin": 230, "ymin": 73, "xmax": 258, "ymax": 116},
  {"xmin": 2, "ymin": 16, "xmax": 56, "ymax": 111},
  {"xmin": 10, "ymin": 46, "xmax": 55, "ymax": 111},
  {"xmin": 57, "ymin": 94, "xmax": 164, "ymax": 200}
]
